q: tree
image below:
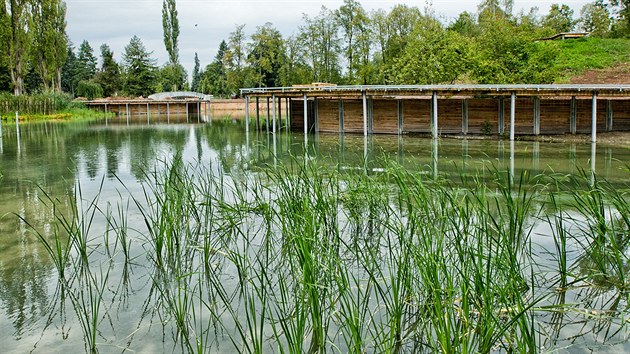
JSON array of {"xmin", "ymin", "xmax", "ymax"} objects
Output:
[
  {"xmin": 579, "ymin": 2, "xmax": 612, "ymax": 36},
  {"xmin": 449, "ymin": 11, "xmax": 480, "ymax": 37},
  {"xmin": 543, "ymin": 4, "xmax": 576, "ymax": 33},
  {"xmin": 224, "ymin": 24, "xmax": 247, "ymax": 93},
  {"xmin": 122, "ymin": 35, "xmax": 157, "ymax": 97},
  {"xmin": 30, "ymin": 0, "xmax": 67, "ymax": 92},
  {"xmin": 191, "ymin": 52, "xmax": 201, "ymax": 91},
  {"xmin": 95, "ymin": 43, "xmax": 121, "ymax": 97},
  {"xmin": 390, "ymin": 17, "xmax": 470, "ymax": 84},
  {"xmin": 248, "ymin": 23, "xmax": 286, "ymax": 88},
  {"xmin": 60, "ymin": 44, "xmax": 76, "ymax": 93},
  {"xmin": 158, "ymin": 63, "xmax": 186, "ymax": 92},
  {"xmin": 478, "ymin": 0, "xmax": 514, "ymax": 23},
  {"xmin": 2, "ymin": 0, "xmax": 32, "ymax": 95},
  {"xmin": 336, "ymin": 0, "xmax": 369, "ymax": 83},
  {"xmin": 298, "ymin": 6, "xmax": 341, "ymax": 83},
  {"xmin": 199, "ymin": 40, "xmax": 228, "ymax": 96},
  {"xmin": 162, "ymin": 0, "xmax": 180, "ymax": 65},
  {"xmin": 75, "ymin": 40, "xmax": 97, "ymax": 88}
]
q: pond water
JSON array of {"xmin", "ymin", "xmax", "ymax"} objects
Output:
[{"xmin": 0, "ymin": 118, "xmax": 629, "ymax": 353}]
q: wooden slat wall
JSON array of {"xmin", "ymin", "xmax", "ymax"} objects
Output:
[
  {"xmin": 402, "ymin": 99, "xmax": 431, "ymax": 133},
  {"xmin": 468, "ymin": 98, "xmax": 499, "ymax": 134},
  {"xmin": 291, "ymin": 99, "xmax": 304, "ymax": 130},
  {"xmin": 437, "ymin": 99, "xmax": 463, "ymax": 134},
  {"xmin": 540, "ymin": 99, "xmax": 571, "ymax": 134},
  {"xmin": 373, "ymin": 99, "xmax": 398, "ymax": 134},
  {"xmin": 317, "ymin": 99, "xmax": 340, "ymax": 132},
  {"xmin": 285, "ymin": 96, "xmax": 630, "ymax": 135},
  {"xmin": 575, "ymin": 99, "xmax": 606, "ymax": 133},
  {"xmin": 342, "ymin": 100, "xmax": 364, "ymax": 134},
  {"xmin": 612, "ymin": 100, "xmax": 630, "ymax": 130}
]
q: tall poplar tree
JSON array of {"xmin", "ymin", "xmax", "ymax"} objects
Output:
[
  {"xmin": 2, "ymin": 0, "xmax": 32, "ymax": 95},
  {"xmin": 30, "ymin": 0, "xmax": 67, "ymax": 92},
  {"xmin": 191, "ymin": 52, "xmax": 201, "ymax": 91},
  {"xmin": 162, "ymin": 0, "xmax": 179, "ymax": 64}
]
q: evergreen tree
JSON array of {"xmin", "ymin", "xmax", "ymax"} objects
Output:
[
  {"xmin": 158, "ymin": 63, "xmax": 186, "ymax": 92},
  {"xmin": 75, "ymin": 40, "xmax": 97, "ymax": 89},
  {"xmin": 123, "ymin": 35, "xmax": 157, "ymax": 97},
  {"xmin": 95, "ymin": 44, "xmax": 121, "ymax": 97},
  {"xmin": 61, "ymin": 45, "xmax": 76, "ymax": 94},
  {"xmin": 199, "ymin": 40, "xmax": 228, "ymax": 96},
  {"xmin": 191, "ymin": 52, "xmax": 201, "ymax": 91}
]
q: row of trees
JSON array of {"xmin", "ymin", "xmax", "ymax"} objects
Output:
[
  {"xmin": 2, "ymin": 0, "xmax": 630, "ymax": 98},
  {"xmin": 196, "ymin": 0, "xmax": 630, "ymax": 97}
]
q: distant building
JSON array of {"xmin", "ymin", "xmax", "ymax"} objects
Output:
[{"xmin": 540, "ymin": 32, "xmax": 590, "ymax": 41}]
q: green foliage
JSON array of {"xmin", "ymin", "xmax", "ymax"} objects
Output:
[
  {"xmin": 580, "ymin": 2, "xmax": 612, "ymax": 37},
  {"xmin": 75, "ymin": 40, "xmax": 97, "ymax": 89},
  {"xmin": 30, "ymin": 0, "xmax": 67, "ymax": 92},
  {"xmin": 199, "ymin": 40, "xmax": 228, "ymax": 96},
  {"xmin": 542, "ymin": 3, "xmax": 576, "ymax": 33},
  {"xmin": 162, "ymin": 0, "xmax": 180, "ymax": 65},
  {"xmin": 95, "ymin": 44, "xmax": 121, "ymax": 97},
  {"xmin": 390, "ymin": 21, "xmax": 471, "ymax": 84},
  {"xmin": 190, "ymin": 52, "xmax": 201, "ymax": 92},
  {"xmin": 158, "ymin": 62, "xmax": 187, "ymax": 92},
  {"xmin": 248, "ymin": 22, "xmax": 287, "ymax": 88},
  {"xmin": 75, "ymin": 80, "xmax": 103, "ymax": 99},
  {"xmin": 122, "ymin": 35, "xmax": 157, "ymax": 97},
  {"xmin": 0, "ymin": 91, "xmax": 75, "ymax": 115}
]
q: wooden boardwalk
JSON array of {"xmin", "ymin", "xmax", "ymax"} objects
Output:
[{"xmin": 241, "ymin": 84, "xmax": 630, "ymax": 142}]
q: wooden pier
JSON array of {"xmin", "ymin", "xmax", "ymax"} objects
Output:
[{"xmin": 241, "ymin": 84, "xmax": 630, "ymax": 142}]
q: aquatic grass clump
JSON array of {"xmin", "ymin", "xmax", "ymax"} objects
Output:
[{"xmin": 27, "ymin": 151, "xmax": 630, "ymax": 353}]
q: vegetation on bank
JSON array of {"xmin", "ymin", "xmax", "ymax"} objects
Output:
[
  {"xmin": 27, "ymin": 155, "xmax": 630, "ymax": 353},
  {"xmin": 4, "ymin": 1, "xmax": 630, "ymax": 102},
  {"xmin": 0, "ymin": 92, "xmax": 105, "ymax": 122}
]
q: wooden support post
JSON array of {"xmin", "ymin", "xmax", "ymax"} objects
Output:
[
  {"xmin": 167, "ymin": 102, "xmax": 170, "ymax": 124},
  {"xmin": 362, "ymin": 91, "xmax": 368, "ymax": 137},
  {"xmin": 266, "ymin": 97, "xmax": 270, "ymax": 131},
  {"xmin": 338, "ymin": 99, "xmax": 344, "ymax": 134},
  {"xmin": 272, "ymin": 94, "xmax": 277, "ymax": 134},
  {"xmin": 186, "ymin": 103, "xmax": 189, "ymax": 123},
  {"xmin": 431, "ymin": 91, "xmax": 438, "ymax": 139},
  {"xmin": 245, "ymin": 96, "xmax": 250, "ymax": 134},
  {"xmin": 570, "ymin": 96, "xmax": 577, "ymax": 134},
  {"xmin": 278, "ymin": 96, "xmax": 282, "ymax": 130},
  {"xmin": 462, "ymin": 99, "xmax": 468, "ymax": 135},
  {"xmin": 255, "ymin": 97, "xmax": 260, "ymax": 131},
  {"xmin": 397, "ymin": 99, "xmax": 403, "ymax": 135},
  {"xmin": 498, "ymin": 98, "xmax": 505, "ymax": 135},
  {"xmin": 510, "ymin": 92, "xmax": 516, "ymax": 141},
  {"xmin": 592, "ymin": 92, "xmax": 597, "ymax": 143},
  {"xmin": 533, "ymin": 96, "xmax": 540, "ymax": 135},
  {"xmin": 126, "ymin": 103, "xmax": 130, "ymax": 125},
  {"xmin": 314, "ymin": 97, "xmax": 319, "ymax": 132},
  {"xmin": 606, "ymin": 100, "xmax": 613, "ymax": 132},
  {"xmin": 147, "ymin": 102, "xmax": 150, "ymax": 125},
  {"xmin": 286, "ymin": 98, "xmax": 290, "ymax": 132},
  {"xmin": 197, "ymin": 101, "xmax": 201, "ymax": 123},
  {"xmin": 303, "ymin": 93, "xmax": 308, "ymax": 136},
  {"xmin": 368, "ymin": 97, "xmax": 374, "ymax": 134}
]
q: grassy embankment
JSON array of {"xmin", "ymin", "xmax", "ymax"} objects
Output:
[{"xmin": 552, "ymin": 37, "xmax": 630, "ymax": 83}]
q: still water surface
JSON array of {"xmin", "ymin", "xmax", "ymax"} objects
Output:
[{"xmin": 0, "ymin": 119, "xmax": 629, "ymax": 353}]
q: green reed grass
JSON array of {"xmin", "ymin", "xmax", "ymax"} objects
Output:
[{"xmin": 28, "ymin": 151, "xmax": 630, "ymax": 353}]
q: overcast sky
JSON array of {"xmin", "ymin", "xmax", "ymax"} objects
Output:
[{"xmin": 65, "ymin": 0, "xmax": 593, "ymax": 77}]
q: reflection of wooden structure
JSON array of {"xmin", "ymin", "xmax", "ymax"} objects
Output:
[{"xmin": 241, "ymin": 84, "xmax": 630, "ymax": 142}]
